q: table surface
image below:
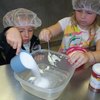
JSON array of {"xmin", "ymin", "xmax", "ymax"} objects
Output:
[{"xmin": 0, "ymin": 65, "xmax": 100, "ymax": 100}]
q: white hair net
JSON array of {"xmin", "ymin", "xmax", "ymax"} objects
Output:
[
  {"xmin": 3, "ymin": 8, "xmax": 42, "ymax": 28},
  {"xmin": 72, "ymin": 0, "xmax": 100, "ymax": 15}
]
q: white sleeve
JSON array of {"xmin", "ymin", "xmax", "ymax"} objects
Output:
[
  {"xmin": 58, "ymin": 17, "xmax": 71, "ymax": 31},
  {"xmin": 95, "ymin": 27, "xmax": 100, "ymax": 42}
]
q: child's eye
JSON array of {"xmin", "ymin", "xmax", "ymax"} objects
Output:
[
  {"xmin": 19, "ymin": 30, "xmax": 24, "ymax": 33},
  {"xmin": 19, "ymin": 30, "xmax": 23, "ymax": 33},
  {"xmin": 28, "ymin": 30, "xmax": 33, "ymax": 32},
  {"xmin": 87, "ymin": 12, "xmax": 93, "ymax": 14},
  {"xmin": 76, "ymin": 10, "xmax": 82, "ymax": 12},
  {"xmin": 86, "ymin": 11, "xmax": 94, "ymax": 15}
]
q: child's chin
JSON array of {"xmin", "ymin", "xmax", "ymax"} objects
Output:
[{"xmin": 23, "ymin": 40, "xmax": 29, "ymax": 44}]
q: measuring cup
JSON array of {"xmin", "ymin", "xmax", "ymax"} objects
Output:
[{"xmin": 10, "ymin": 49, "xmax": 38, "ymax": 73}]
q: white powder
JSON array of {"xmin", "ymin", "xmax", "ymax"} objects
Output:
[
  {"xmin": 34, "ymin": 77, "xmax": 49, "ymax": 88},
  {"xmin": 20, "ymin": 52, "xmax": 49, "ymax": 88},
  {"xmin": 20, "ymin": 52, "xmax": 36, "ymax": 69},
  {"xmin": 20, "ymin": 52, "xmax": 41, "ymax": 77},
  {"xmin": 48, "ymin": 53, "xmax": 61, "ymax": 66}
]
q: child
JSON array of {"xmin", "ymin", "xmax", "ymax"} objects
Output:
[
  {"xmin": 39, "ymin": 0, "xmax": 100, "ymax": 69},
  {"xmin": 0, "ymin": 8, "xmax": 42, "ymax": 64}
]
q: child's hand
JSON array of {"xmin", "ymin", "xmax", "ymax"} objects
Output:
[
  {"xmin": 67, "ymin": 51, "xmax": 89, "ymax": 69},
  {"xmin": 6, "ymin": 27, "xmax": 22, "ymax": 54},
  {"xmin": 39, "ymin": 28, "xmax": 52, "ymax": 42},
  {"xmin": 66, "ymin": 47, "xmax": 89, "ymax": 69}
]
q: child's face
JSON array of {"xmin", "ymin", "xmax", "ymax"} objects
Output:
[
  {"xmin": 75, "ymin": 9, "xmax": 97, "ymax": 29},
  {"xmin": 17, "ymin": 26, "xmax": 34, "ymax": 44}
]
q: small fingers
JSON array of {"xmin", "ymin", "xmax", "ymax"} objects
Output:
[
  {"xmin": 68, "ymin": 51, "xmax": 87, "ymax": 68},
  {"xmin": 16, "ymin": 43, "xmax": 21, "ymax": 55},
  {"xmin": 13, "ymin": 42, "xmax": 18, "ymax": 49},
  {"xmin": 16, "ymin": 38, "xmax": 22, "ymax": 55},
  {"xmin": 39, "ymin": 29, "xmax": 51, "ymax": 42},
  {"xmin": 5, "ymin": 27, "xmax": 22, "ymax": 54},
  {"xmin": 7, "ymin": 39, "xmax": 14, "ymax": 48},
  {"xmin": 72, "ymin": 57, "xmax": 84, "ymax": 68},
  {"xmin": 68, "ymin": 52, "xmax": 79, "ymax": 64},
  {"xmin": 6, "ymin": 38, "xmax": 22, "ymax": 55}
]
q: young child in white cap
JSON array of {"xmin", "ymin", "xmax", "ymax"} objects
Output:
[
  {"xmin": 39, "ymin": 0, "xmax": 100, "ymax": 69},
  {"xmin": 0, "ymin": 8, "xmax": 42, "ymax": 64}
]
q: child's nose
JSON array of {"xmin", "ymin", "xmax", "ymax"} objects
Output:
[
  {"xmin": 81, "ymin": 12, "xmax": 86, "ymax": 19},
  {"xmin": 24, "ymin": 30, "xmax": 29, "ymax": 36}
]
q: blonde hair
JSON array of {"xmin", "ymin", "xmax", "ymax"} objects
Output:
[
  {"xmin": 70, "ymin": 11, "xmax": 100, "ymax": 47},
  {"xmin": 71, "ymin": 11, "xmax": 100, "ymax": 32}
]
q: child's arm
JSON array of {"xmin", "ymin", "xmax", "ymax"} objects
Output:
[
  {"xmin": 5, "ymin": 27, "xmax": 22, "ymax": 54},
  {"xmin": 91, "ymin": 40, "xmax": 100, "ymax": 63},
  {"xmin": 39, "ymin": 22, "xmax": 62, "ymax": 42}
]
